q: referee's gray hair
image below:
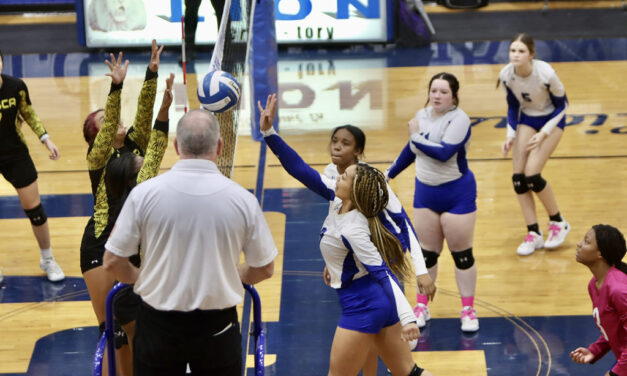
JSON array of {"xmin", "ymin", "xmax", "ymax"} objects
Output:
[{"xmin": 176, "ymin": 109, "xmax": 220, "ymax": 157}]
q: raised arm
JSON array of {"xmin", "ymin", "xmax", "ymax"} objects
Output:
[
  {"xmin": 87, "ymin": 52, "xmax": 129, "ymax": 170},
  {"xmin": 137, "ymin": 73, "xmax": 174, "ymax": 184},
  {"xmin": 127, "ymin": 39, "xmax": 164, "ymax": 152},
  {"xmin": 259, "ymin": 94, "xmax": 335, "ymax": 201}
]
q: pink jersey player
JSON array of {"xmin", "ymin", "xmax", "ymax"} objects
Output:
[{"xmin": 571, "ymin": 224, "xmax": 627, "ymax": 376}]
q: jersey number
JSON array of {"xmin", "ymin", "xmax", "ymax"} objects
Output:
[
  {"xmin": 521, "ymin": 92, "xmax": 532, "ymax": 102},
  {"xmin": 592, "ymin": 307, "xmax": 609, "ymax": 341}
]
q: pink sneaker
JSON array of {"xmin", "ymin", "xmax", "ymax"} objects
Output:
[
  {"xmin": 460, "ymin": 306, "xmax": 479, "ymax": 332},
  {"xmin": 545, "ymin": 221, "xmax": 570, "ymax": 248},
  {"xmin": 516, "ymin": 231, "xmax": 544, "ymax": 256},
  {"xmin": 413, "ymin": 303, "xmax": 431, "ymax": 328}
]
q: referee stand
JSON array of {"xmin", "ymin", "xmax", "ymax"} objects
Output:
[{"xmin": 94, "ymin": 283, "xmax": 266, "ymax": 376}]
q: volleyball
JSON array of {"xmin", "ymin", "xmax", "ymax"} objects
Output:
[{"xmin": 197, "ymin": 70, "xmax": 241, "ymax": 113}]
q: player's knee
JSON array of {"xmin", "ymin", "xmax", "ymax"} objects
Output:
[
  {"xmin": 24, "ymin": 204, "xmax": 47, "ymax": 226},
  {"xmin": 422, "ymin": 249, "xmax": 439, "ymax": 269},
  {"xmin": 512, "ymin": 173, "xmax": 529, "ymax": 194},
  {"xmin": 452, "ymin": 248, "xmax": 475, "ymax": 270},
  {"xmin": 409, "ymin": 364, "xmax": 425, "ymax": 376},
  {"xmin": 526, "ymin": 174, "xmax": 547, "ymax": 192}
]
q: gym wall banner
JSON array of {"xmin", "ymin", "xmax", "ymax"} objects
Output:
[{"xmin": 77, "ymin": 0, "xmax": 392, "ymax": 47}]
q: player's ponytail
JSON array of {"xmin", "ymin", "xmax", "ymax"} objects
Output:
[
  {"xmin": 351, "ymin": 164, "xmax": 411, "ymax": 280},
  {"xmin": 593, "ymin": 224, "xmax": 627, "ymax": 274}
]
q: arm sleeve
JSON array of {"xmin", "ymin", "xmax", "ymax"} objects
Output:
[
  {"xmin": 16, "ymin": 82, "xmax": 47, "ymax": 140},
  {"xmin": 87, "ymin": 82, "xmax": 123, "ymax": 170},
  {"xmin": 610, "ymin": 286, "xmax": 627, "ymax": 375},
  {"xmin": 406, "ymin": 216, "xmax": 427, "ymax": 276},
  {"xmin": 137, "ymin": 119, "xmax": 169, "ymax": 185},
  {"xmin": 504, "ymin": 85, "xmax": 519, "ymax": 139},
  {"xmin": 104, "ymin": 191, "xmax": 141, "ymax": 257},
  {"xmin": 387, "ymin": 143, "xmax": 415, "ymax": 180},
  {"xmin": 540, "ymin": 72, "xmax": 568, "ymax": 135},
  {"xmin": 341, "ymin": 231, "xmax": 417, "ymax": 327},
  {"xmin": 263, "ymin": 129, "xmax": 335, "ymax": 201},
  {"xmin": 409, "ymin": 114, "xmax": 471, "ymax": 162},
  {"xmin": 588, "ymin": 334, "xmax": 611, "ymax": 363},
  {"xmin": 127, "ymin": 67, "xmax": 158, "ymax": 152},
  {"xmin": 243, "ymin": 198, "xmax": 278, "ymax": 267}
]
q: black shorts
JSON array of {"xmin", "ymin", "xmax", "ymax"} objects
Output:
[
  {"xmin": 81, "ymin": 218, "xmax": 141, "ymax": 273},
  {"xmin": 114, "ymin": 284, "xmax": 141, "ymax": 325},
  {"xmin": 80, "ymin": 218, "xmax": 109, "ymax": 273},
  {"xmin": 134, "ymin": 304, "xmax": 242, "ymax": 376},
  {"xmin": 0, "ymin": 150, "xmax": 37, "ymax": 189}
]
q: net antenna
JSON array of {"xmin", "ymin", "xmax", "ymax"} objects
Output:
[{"xmin": 207, "ymin": 0, "xmax": 253, "ymax": 178}]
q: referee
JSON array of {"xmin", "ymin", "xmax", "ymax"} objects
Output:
[{"xmin": 103, "ymin": 109, "xmax": 277, "ymax": 375}]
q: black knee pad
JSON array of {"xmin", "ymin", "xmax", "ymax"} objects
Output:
[
  {"xmin": 113, "ymin": 320, "xmax": 128, "ymax": 349},
  {"xmin": 512, "ymin": 174, "xmax": 529, "ymax": 194},
  {"xmin": 452, "ymin": 248, "xmax": 475, "ymax": 270},
  {"xmin": 526, "ymin": 173, "xmax": 547, "ymax": 192},
  {"xmin": 409, "ymin": 364, "xmax": 424, "ymax": 376},
  {"xmin": 99, "ymin": 320, "xmax": 128, "ymax": 348},
  {"xmin": 24, "ymin": 204, "xmax": 47, "ymax": 226},
  {"xmin": 422, "ymin": 249, "xmax": 439, "ymax": 269}
]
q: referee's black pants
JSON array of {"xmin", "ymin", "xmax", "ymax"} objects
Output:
[{"xmin": 134, "ymin": 302, "xmax": 241, "ymax": 376}]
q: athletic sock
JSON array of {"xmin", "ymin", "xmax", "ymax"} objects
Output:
[
  {"xmin": 416, "ymin": 293, "xmax": 429, "ymax": 306},
  {"xmin": 40, "ymin": 248, "xmax": 53, "ymax": 260},
  {"xmin": 461, "ymin": 296, "xmax": 474, "ymax": 308},
  {"xmin": 527, "ymin": 223, "xmax": 540, "ymax": 235},
  {"xmin": 549, "ymin": 212, "xmax": 563, "ymax": 222}
]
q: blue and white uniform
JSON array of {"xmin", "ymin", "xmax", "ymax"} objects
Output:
[
  {"xmin": 262, "ymin": 128, "xmax": 417, "ymax": 332},
  {"xmin": 387, "ymin": 106, "xmax": 476, "ymax": 215},
  {"xmin": 323, "ymin": 164, "xmax": 427, "ymax": 276},
  {"xmin": 499, "ymin": 59, "xmax": 568, "ymax": 138},
  {"xmin": 322, "ymin": 198, "xmax": 416, "ymax": 333}
]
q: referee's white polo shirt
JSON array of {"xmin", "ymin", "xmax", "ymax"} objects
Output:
[{"xmin": 105, "ymin": 159, "xmax": 278, "ymax": 312}]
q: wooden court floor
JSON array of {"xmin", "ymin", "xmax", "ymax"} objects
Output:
[{"xmin": 0, "ymin": 44, "xmax": 626, "ymax": 375}]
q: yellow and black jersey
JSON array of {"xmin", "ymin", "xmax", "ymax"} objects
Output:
[
  {"xmin": 0, "ymin": 74, "xmax": 47, "ymax": 155},
  {"xmin": 86, "ymin": 67, "xmax": 158, "ymax": 239}
]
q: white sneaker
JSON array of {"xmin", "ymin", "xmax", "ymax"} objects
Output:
[
  {"xmin": 516, "ymin": 231, "xmax": 544, "ymax": 256},
  {"xmin": 413, "ymin": 303, "xmax": 431, "ymax": 328},
  {"xmin": 544, "ymin": 221, "xmax": 570, "ymax": 248},
  {"xmin": 460, "ymin": 306, "xmax": 479, "ymax": 332},
  {"xmin": 40, "ymin": 258, "xmax": 65, "ymax": 282}
]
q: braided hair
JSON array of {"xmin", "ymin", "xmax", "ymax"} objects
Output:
[
  {"xmin": 351, "ymin": 164, "xmax": 411, "ymax": 280},
  {"xmin": 592, "ymin": 224, "xmax": 627, "ymax": 274}
]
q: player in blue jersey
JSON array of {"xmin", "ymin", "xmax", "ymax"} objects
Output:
[
  {"xmin": 387, "ymin": 72, "xmax": 479, "ymax": 333},
  {"xmin": 498, "ymin": 33, "xmax": 570, "ymax": 256},
  {"xmin": 259, "ymin": 94, "xmax": 434, "ymax": 376}
]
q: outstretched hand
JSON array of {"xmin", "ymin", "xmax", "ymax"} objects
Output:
[
  {"xmin": 257, "ymin": 94, "xmax": 277, "ymax": 132},
  {"xmin": 149, "ymin": 39, "xmax": 165, "ymax": 73},
  {"xmin": 105, "ymin": 52, "xmax": 129, "ymax": 85},
  {"xmin": 157, "ymin": 73, "xmax": 175, "ymax": 121}
]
